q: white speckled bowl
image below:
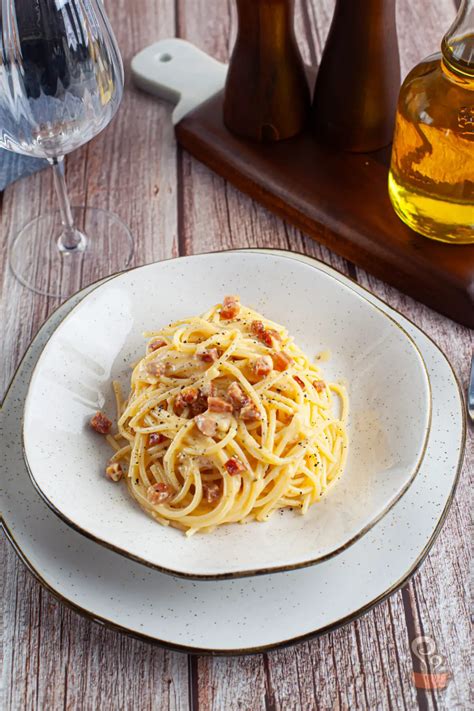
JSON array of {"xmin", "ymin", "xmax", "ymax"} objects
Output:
[{"xmin": 23, "ymin": 252, "xmax": 431, "ymax": 579}]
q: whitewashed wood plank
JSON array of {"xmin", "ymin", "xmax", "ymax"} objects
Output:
[{"xmin": 2, "ymin": 540, "xmax": 190, "ymax": 711}]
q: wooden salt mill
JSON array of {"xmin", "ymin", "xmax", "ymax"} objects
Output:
[
  {"xmin": 223, "ymin": 0, "xmax": 310, "ymax": 142},
  {"xmin": 311, "ymin": 0, "xmax": 401, "ymax": 152}
]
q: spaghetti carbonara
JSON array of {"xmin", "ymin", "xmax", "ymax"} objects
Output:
[{"xmin": 92, "ymin": 296, "xmax": 349, "ymax": 536}]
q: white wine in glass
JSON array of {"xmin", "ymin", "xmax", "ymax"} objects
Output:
[{"xmin": 0, "ymin": 0, "xmax": 133, "ymax": 297}]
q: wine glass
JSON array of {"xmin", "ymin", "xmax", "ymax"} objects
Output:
[{"xmin": 0, "ymin": 0, "xmax": 133, "ymax": 298}]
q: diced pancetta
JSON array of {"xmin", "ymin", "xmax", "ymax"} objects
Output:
[
  {"xmin": 203, "ymin": 482, "xmax": 221, "ymax": 503},
  {"xmin": 90, "ymin": 411, "xmax": 112, "ymax": 434},
  {"xmin": 105, "ymin": 462, "xmax": 123, "ymax": 481},
  {"xmin": 251, "ymin": 355, "xmax": 273, "ymax": 378},
  {"xmin": 220, "ymin": 295, "xmax": 240, "ymax": 320},
  {"xmin": 149, "ymin": 338, "xmax": 166, "ymax": 352},
  {"xmin": 293, "ymin": 375, "xmax": 305, "ymax": 388},
  {"xmin": 147, "ymin": 482, "xmax": 173, "ymax": 504},
  {"xmin": 148, "ymin": 433, "xmax": 167, "ymax": 446},
  {"xmin": 195, "ymin": 413, "xmax": 218, "ymax": 437},
  {"xmin": 272, "ymin": 352, "xmax": 293, "ymax": 372},
  {"xmin": 225, "ymin": 457, "xmax": 246, "ymax": 475},
  {"xmin": 208, "ymin": 396, "xmax": 233, "ymax": 413},
  {"xmin": 198, "ymin": 348, "xmax": 221, "ymax": 363},
  {"xmin": 240, "ymin": 402, "xmax": 261, "ymax": 422},
  {"xmin": 146, "ymin": 361, "xmax": 165, "ymax": 378},
  {"xmin": 227, "ymin": 382, "xmax": 248, "ymax": 409}
]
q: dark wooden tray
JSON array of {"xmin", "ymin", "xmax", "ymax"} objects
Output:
[{"xmin": 175, "ymin": 91, "xmax": 474, "ymax": 328}]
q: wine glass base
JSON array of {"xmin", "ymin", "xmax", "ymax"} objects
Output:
[{"xmin": 9, "ymin": 206, "xmax": 133, "ymax": 299}]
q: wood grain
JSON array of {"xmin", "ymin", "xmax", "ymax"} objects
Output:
[
  {"xmin": 1, "ymin": 0, "xmax": 471, "ymax": 710},
  {"xmin": 175, "ymin": 91, "xmax": 474, "ymax": 326}
]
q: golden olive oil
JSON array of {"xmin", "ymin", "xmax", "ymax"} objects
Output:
[{"xmin": 388, "ymin": 2, "xmax": 474, "ymax": 244}]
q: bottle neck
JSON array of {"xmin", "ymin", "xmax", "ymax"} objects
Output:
[{"xmin": 441, "ymin": 0, "xmax": 474, "ymax": 77}]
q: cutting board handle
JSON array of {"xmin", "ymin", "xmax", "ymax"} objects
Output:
[{"xmin": 131, "ymin": 38, "xmax": 227, "ymax": 125}]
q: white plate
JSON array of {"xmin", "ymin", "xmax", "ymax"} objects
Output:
[
  {"xmin": 22, "ymin": 252, "xmax": 431, "ymax": 578},
  {"xmin": 0, "ymin": 251, "xmax": 464, "ymax": 654}
]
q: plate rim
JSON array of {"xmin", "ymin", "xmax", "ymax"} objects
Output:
[
  {"xmin": 0, "ymin": 248, "xmax": 465, "ymax": 655},
  {"xmin": 20, "ymin": 250, "xmax": 433, "ymax": 579}
]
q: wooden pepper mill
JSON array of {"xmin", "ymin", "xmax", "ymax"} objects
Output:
[
  {"xmin": 311, "ymin": 0, "xmax": 401, "ymax": 152},
  {"xmin": 223, "ymin": 0, "xmax": 310, "ymax": 142}
]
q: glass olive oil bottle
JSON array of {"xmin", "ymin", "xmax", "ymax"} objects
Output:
[{"xmin": 388, "ymin": 0, "xmax": 474, "ymax": 244}]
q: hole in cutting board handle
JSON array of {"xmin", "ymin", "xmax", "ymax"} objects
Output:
[{"xmin": 157, "ymin": 52, "xmax": 173, "ymax": 63}]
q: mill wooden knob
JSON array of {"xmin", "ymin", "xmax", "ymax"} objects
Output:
[{"xmin": 223, "ymin": 0, "xmax": 310, "ymax": 142}]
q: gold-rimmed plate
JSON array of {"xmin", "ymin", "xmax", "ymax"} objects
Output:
[
  {"xmin": 0, "ymin": 250, "xmax": 464, "ymax": 654},
  {"xmin": 22, "ymin": 251, "xmax": 431, "ymax": 579}
]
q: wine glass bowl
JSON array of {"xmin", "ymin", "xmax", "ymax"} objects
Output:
[{"xmin": 0, "ymin": 0, "xmax": 133, "ymax": 297}]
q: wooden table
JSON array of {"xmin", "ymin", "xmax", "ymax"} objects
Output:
[{"xmin": 2, "ymin": 1, "xmax": 471, "ymax": 708}]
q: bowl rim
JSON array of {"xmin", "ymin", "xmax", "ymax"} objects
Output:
[{"xmin": 21, "ymin": 250, "xmax": 433, "ymax": 580}]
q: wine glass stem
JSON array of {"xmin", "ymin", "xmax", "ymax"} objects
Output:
[{"xmin": 50, "ymin": 156, "xmax": 86, "ymax": 252}]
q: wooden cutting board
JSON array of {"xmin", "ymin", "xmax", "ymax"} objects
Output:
[{"xmin": 132, "ymin": 39, "xmax": 474, "ymax": 328}]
